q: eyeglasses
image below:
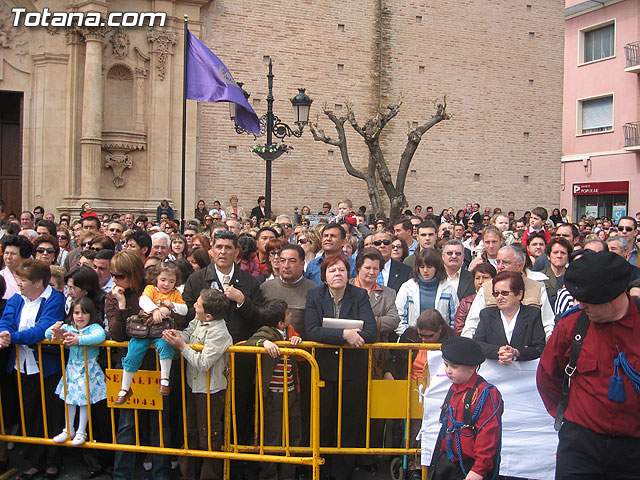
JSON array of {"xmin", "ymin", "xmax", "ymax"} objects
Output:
[
  {"xmin": 618, "ymin": 226, "xmax": 635, "ymax": 232},
  {"xmin": 373, "ymin": 240, "xmax": 391, "ymax": 246},
  {"xmin": 391, "ymin": 244, "xmax": 403, "ymax": 250},
  {"xmin": 444, "ymin": 251, "xmax": 463, "ymax": 256},
  {"xmin": 80, "ymin": 242, "xmax": 90, "ymax": 247},
  {"xmin": 184, "ymin": 233, "xmax": 195, "ymax": 237},
  {"xmin": 279, "ymin": 223, "xmax": 292, "ymax": 228},
  {"xmin": 88, "ymin": 246, "xmax": 102, "ymax": 252},
  {"xmin": 268, "ymin": 250, "xmax": 281, "ymax": 257},
  {"xmin": 495, "ymin": 259, "xmax": 513, "ymax": 266},
  {"xmin": 57, "ymin": 235, "xmax": 68, "ymax": 240},
  {"xmin": 492, "ymin": 290, "xmax": 513, "ymax": 297},
  {"xmin": 36, "ymin": 247, "xmax": 55, "ymax": 254},
  {"xmin": 110, "ymin": 272, "xmax": 126, "ymax": 280},
  {"xmin": 297, "ymin": 238, "xmax": 308, "ymax": 244},
  {"xmin": 417, "ymin": 331, "xmax": 438, "ymax": 341}
]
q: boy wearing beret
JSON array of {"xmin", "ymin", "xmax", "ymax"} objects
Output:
[{"xmin": 429, "ymin": 337, "xmax": 503, "ymax": 480}]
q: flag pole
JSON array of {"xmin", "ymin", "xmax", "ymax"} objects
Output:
[{"xmin": 180, "ymin": 14, "xmax": 188, "ymax": 233}]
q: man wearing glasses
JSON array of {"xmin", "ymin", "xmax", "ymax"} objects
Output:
[
  {"xmin": 183, "ymin": 226, "xmax": 199, "ymax": 249},
  {"xmin": 617, "ymin": 216, "xmax": 640, "ymax": 266},
  {"xmin": 275, "ymin": 215, "xmax": 294, "ymax": 243},
  {"xmin": 442, "ymin": 239, "xmax": 475, "ymax": 303},
  {"xmin": 371, "ymin": 231, "xmax": 411, "ymax": 293},
  {"xmin": 106, "ymin": 220, "xmax": 125, "ymax": 251}
]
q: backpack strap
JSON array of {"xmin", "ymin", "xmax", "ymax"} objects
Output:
[
  {"xmin": 463, "ymin": 375, "xmax": 485, "ymax": 427},
  {"xmin": 554, "ymin": 309, "xmax": 590, "ymax": 431},
  {"xmin": 439, "ymin": 387, "xmax": 455, "ymax": 423}
]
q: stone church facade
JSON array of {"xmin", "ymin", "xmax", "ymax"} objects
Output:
[{"xmin": 0, "ymin": 0, "xmax": 564, "ymax": 220}]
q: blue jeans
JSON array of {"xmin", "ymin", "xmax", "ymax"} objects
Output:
[
  {"xmin": 122, "ymin": 337, "xmax": 174, "ymax": 372},
  {"xmin": 112, "ymin": 363, "xmax": 172, "ymax": 480}
]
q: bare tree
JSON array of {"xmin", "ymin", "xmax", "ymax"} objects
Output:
[{"xmin": 310, "ymin": 98, "xmax": 451, "ymax": 221}]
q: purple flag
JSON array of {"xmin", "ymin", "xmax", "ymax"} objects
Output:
[{"xmin": 185, "ymin": 30, "xmax": 261, "ymax": 134}]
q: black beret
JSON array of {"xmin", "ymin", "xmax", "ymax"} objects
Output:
[
  {"xmin": 564, "ymin": 251, "xmax": 632, "ymax": 304},
  {"xmin": 441, "ymin": 337, "xmax": 485, "ymax": 366}
]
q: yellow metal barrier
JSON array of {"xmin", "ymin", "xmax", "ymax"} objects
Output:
[{"xmin": 0, "ymin": 339, "xmax": 441, "ymax": 480}]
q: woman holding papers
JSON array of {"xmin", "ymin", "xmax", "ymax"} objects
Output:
[
  {"xmin": 304, "ymin": 254, "xmax": 378, "ymax": 480},
  {"xmin": 473, "ymin": 271, "xmax": 546, "ymax": 364}
]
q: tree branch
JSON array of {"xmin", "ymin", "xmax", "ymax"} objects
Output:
[
  {"xmin": 345, "ymin": 102, "xmax": 366, "ymax": 139},
  {"xmin": 396, "ymin": 96, "xmax": 451, "ymax": 193},
  {"xmin": 310, "ymin": 106, "xmax": 367, "ymax": 181}
]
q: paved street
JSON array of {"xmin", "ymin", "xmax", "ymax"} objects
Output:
[{"xmin": 1, "ymin": 444, "xmax": 402, "ymax": 479}]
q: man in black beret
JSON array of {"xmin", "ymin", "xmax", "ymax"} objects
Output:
[
  {"xmin": 537, "ymin": 250, "xmax": 640, "ymax": 478},
  {"xmin": 429, "ymin": 337, "xmax": 503, "ymax": 480}
]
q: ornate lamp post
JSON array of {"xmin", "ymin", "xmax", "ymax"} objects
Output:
[{"xmin": 232, "ymin": 60, "xmax": 312, "ymax": 217}]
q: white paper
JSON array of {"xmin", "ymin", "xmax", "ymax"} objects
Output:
[
  {"xmin": 322, "ymin": 317, "xmax": 364, "ymax": 330},
  {"xmin": 419, "ymin": 352, "xmax": 557, "ymax": 479}
]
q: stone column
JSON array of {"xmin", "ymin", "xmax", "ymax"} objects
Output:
[{"xmin": 79, "ymin": 27, "xmax": 109, "ymax": 198}]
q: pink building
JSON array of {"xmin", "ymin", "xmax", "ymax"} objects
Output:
[{"xmin": 562, "ymin": 0, "xmax": 640, "ymax": 222}]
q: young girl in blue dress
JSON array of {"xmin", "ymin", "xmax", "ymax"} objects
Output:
[{"xmin": 45, "ymin": 296, "xmax": 107, "ymax": 446}]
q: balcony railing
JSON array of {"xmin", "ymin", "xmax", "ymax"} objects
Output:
[
  {"xmin": 625, "ymin": 41, "xmax": 640, "ymax": 70},
  {"xmin": 623, "ymin": 122, "xmax": 640, "ymax": 150}
]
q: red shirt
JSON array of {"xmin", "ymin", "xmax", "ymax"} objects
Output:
[
  {"xmin": 438, "ymin": 372, "xmax": 502, "ymax": 477},
  {"xmin": 521, "ymin": 226, "xmax": 551, "ymax": 247},
  {"xmin": 537, "ymin": 294, "xmax": 640, "ymax": 437}
]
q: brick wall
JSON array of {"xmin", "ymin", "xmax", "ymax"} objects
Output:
[{"xmin": 196, "ymin": 0, "xmax": 564, "ymax": 219}]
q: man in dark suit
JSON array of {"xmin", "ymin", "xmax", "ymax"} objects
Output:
[
  {"xmin": 371, "ymin": 231, "xmax": 411, "ymax": 293},
  {"xmin": 182, "ymin": 230, "xmax": 263, "ymax": 447},
  {"xmin": 249, "ymin": 195, "xmax": 270, "ymax": 223},
  {"xmin": 442, "ymin": 239, "xmax": 476, "ymax": 302}
]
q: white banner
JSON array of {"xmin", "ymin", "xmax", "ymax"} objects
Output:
[{"xmin": 419, "ymin": 352, "xmax": 557, "ymax": 479}]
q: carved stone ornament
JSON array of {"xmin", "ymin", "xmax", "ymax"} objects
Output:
[
  {"xmin": 104, "ymin": 153, "xmax": 133, "ymax": 187},
  {"xmin": 110, "ymin": 29, "xmax": 130, "ymax": 58},
  {"xmin": 0, "ymin": 4, "xmax": 28, "ymax": 55},
  {"xmin": 79, "ymin": 25, "xmax": 111, "ymax": 42},
  {"xmin": 147, "ymin": 30, "xmax": 177, "ymax": 80}
]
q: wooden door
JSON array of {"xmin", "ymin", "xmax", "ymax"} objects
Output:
[{"xmin": 0, "ymin": 91, "xmax": 22, "ymax": 216}]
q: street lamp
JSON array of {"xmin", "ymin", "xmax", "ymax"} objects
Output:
[{"xmin": 233, "ymin": 60, "xmax": 312, "ymax": 217}]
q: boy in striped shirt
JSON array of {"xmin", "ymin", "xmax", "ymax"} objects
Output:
[{"xmin": 246, "ymin": 299, "xmax": 302, "ymax": 480}]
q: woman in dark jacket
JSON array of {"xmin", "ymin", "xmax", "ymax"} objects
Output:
[
  {"xmin": 473, "ymin": 271, "xmax": 546, "ymax": 363},
  {"xmin": 106, "ymin": 250, "xmax": 174, "ymax": 480},
  {"xmin": 304, "ymin": 254, "xmax": 377, "ymax": 480}
]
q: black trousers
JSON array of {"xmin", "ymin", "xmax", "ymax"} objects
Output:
[
  {"xmin": 428, "ymin": 449, "xmax": 474, "ymax": 480},
  {"xmin": 319, "ymin": 377, "xmax": 367, "ymax": 480},
  {"xmin": 556, "ymin": 420, "xmax": 640, "ymax": 480},
  {"xmin": 16, "ymin": 371, "xmax": 63, "ymax": 470}
]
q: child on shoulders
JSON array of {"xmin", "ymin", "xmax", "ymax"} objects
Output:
[{"xmin": 115, "ymin": 261, "xmax": 186, "ymax": 405}]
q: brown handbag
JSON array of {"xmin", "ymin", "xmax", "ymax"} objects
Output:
[{"xmin": 126, "ymin": 311, "xmax": 174, "ymax": 339}]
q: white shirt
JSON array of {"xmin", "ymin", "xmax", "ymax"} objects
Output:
[
  {"xmin": 102, "ymin": 277, "xmax": 115, "ymax": 294},
  {"xmin": 214, "ymin": 263, "xmax": 235, "ymax": 291},
  {"xmin": 17, "ymin": 285, "xmax": 53, "ymax": 374},
  {"xmin": 500, "ymin": 307, "xmax": 520, "ymax": 344},
  {"xmin": 445, "ymin": 269, "xmax": 461, "ymax": 300},
  {"xmin": 381, "ymin": 259, "xmax": 392, "ymax": 286},
  {"xmin": 0, "ymin": 268, "xmax": 19, "ymax": 300}
]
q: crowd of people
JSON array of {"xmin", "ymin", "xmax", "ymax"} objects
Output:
[{"xmin": 0, "ymin": 197, "xmax": 638, "ymax": 480}]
